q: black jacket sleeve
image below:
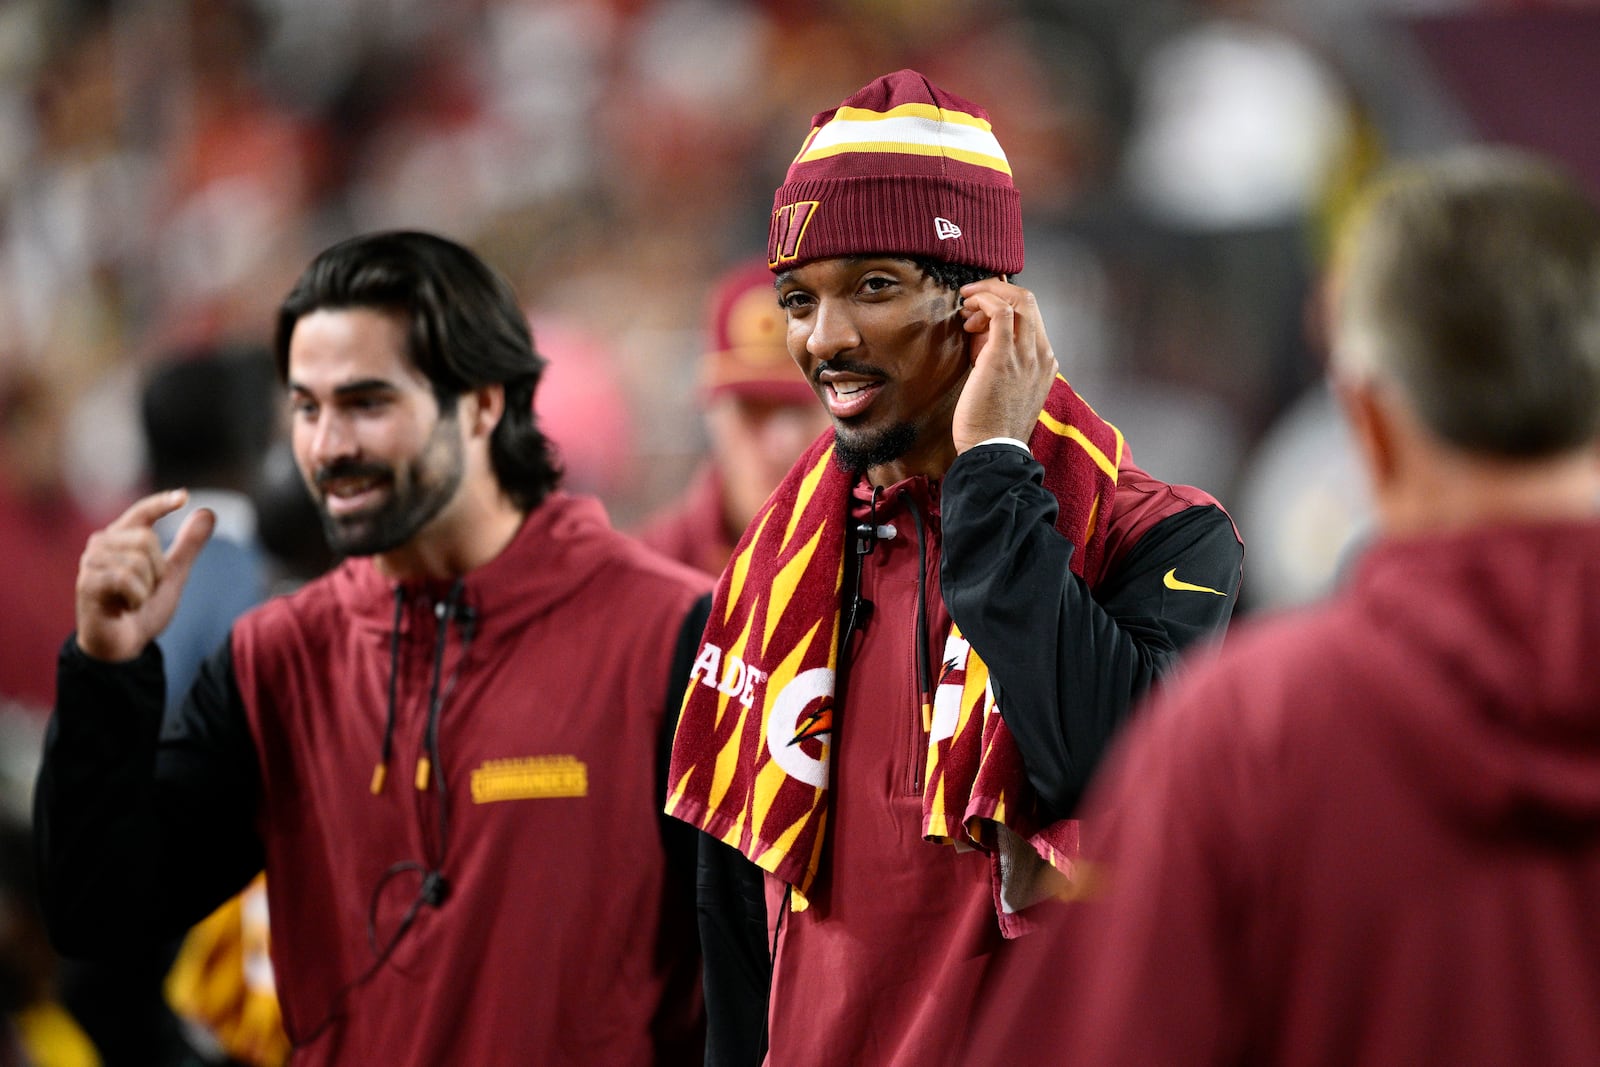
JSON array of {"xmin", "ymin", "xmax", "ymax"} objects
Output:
[
  {"xmin": 652, "ymin": 592, "xmax": 719, "ymax": 1065},
  {"xmin": 695, "ymin": 836, "xmax": 770, "ymax": 1067},
  {"xmin": 941, "ymin": 444, "xmax": 1244, "ymax": 820},
  {"xmin": 33, "ymin": 637, "xmax": 264, "ymax": 957}
]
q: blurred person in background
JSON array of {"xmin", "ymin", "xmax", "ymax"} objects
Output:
[
  {"xmin": 1065, "ymin": 147, "xmax": 1600, "ymax": 1066},
  {"xmin": 140, "ymin": 347, "xmax": 278, "ymax": 712},
  {"xmin": 667, "ymin": 70, "xmax": 1244, "ymax": 1065},
  {"xmin": 636, "ymin": 260, "xmax": 830, "ymax": 577},
  {"xmin": 248, "ymin": 440, "xmax": 338, "ymax": 595},
  {"xmin": 34, "ymin": 231, "xmax": 711, "ymax": 1065},
  {"xmin": 0, "ymin": 371, "xmax": 100, "ymax": 719}
]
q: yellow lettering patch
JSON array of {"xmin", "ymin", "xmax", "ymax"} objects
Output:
[{"xmin": 470, "ymin": 756, "xmax": 589, "ymax": 803}]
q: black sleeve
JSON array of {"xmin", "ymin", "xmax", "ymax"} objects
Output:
[
  {"xmin": 941, "ymin": 444, "xmax": 1244, "ymax": 820},
  {"xmin": 651, "ymin": 594, "xmax": 716, "ymax": 1065},
  {"xmin": 657, "ymin": 592, "xmax": 770, "ymax": 1067},
  {"xmin": 33, "ymin": 637, "xmax": 264, "ymax": 957},
  {"xmin": 695, "ymin": 835, "xmax": 770, "ymax": 1067}
]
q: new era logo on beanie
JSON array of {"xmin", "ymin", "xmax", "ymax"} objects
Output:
[{"xmin": 767, "ymin": 69, "xmax": 1024, "ymax": 276}]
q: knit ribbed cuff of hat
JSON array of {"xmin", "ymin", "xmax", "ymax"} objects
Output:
[{"xmin": 770, "ymin": 175, "xmax": 1023, "ymax": 276}]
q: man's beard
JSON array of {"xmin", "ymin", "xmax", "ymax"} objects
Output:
[
  {"xmin": 312, "ymin": 420, "xmax": 466, "ymax": 558},
  {"xmin": 831, "ymin": 421, "xmax": 917, "ymax": 475}
]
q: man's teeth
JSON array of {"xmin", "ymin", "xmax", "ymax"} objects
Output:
[
  {"xmin": 329, "ymin": 478, "xmax": 379, "ymax": 497},
  {"xmin": 834, "ymin": 382, "xmax": 870, "ymax": 397}
]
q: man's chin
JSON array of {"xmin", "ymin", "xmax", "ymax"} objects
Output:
[
  {"xmin": 831, "ymin": 422, "xmax": 916, "ymax": 474},
  {"xmin": 318, "ymin": 514, "xmax": 393, "ymax": 558}
]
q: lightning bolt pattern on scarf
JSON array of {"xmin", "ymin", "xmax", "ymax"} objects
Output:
[{"xmin": 666, "ymin": 376, "xmax": 1122, "ymax": 936}]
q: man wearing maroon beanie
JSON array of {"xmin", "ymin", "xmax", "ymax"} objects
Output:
[{"xmin": 667, "ymin": 70, "xmax": 1245, "ymax": 1064}]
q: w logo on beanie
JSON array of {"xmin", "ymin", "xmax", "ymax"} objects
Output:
[{"xmin": 769, "ymin": 201, "xmax": 820, "ymax": 266}]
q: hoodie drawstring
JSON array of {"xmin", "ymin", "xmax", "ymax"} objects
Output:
[
  {"xmin": 370, "ymin": 584, "xmax": 408, "ymax": 795},
  {"xmin": 418, "ymin": 578, "xmax": 474, "ymax": 867},
  {"xmin": 304, "ymin": 579, "xmax": 475, "ymax": 1046}
]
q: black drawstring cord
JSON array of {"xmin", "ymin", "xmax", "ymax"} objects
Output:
[
  {"xmin": 842, "ymin": 485, "xmax": 883, "ymax": 651},
  {"xmin": 367, "ymin": 861, "xmax": 430, "ymax": 955},
  {"xmin": 417, "ymin": 578, "xmax": 471, "ymax": 870},
  {"xmin": 370, "ymin": 584, "xmax": 407, "ymax": 795},
  {"xmin": 295, "ymin": 858, "xmax": 433, "ymax": 1048},
  {"xmin": 759, "ymin": 881, "xmax": 793, "ymax": 1060},
  {"xmin": 303, "ymin": 579, "xmax": 474, "ymax": 1049},
  {"xmin": 414, "ymin": 589, "xmax": 451, "ymax": 792}
]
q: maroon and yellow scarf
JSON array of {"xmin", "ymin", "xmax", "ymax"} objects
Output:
[{"xmin": 666, "ymin": 376, "xmax": 1122, "ymax": 935}]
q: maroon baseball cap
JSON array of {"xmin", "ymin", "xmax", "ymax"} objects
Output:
[
  {"xmin": 768, "ymin": 69, "xmax": 1024, "ymax": 275},
  {"xmin": 700, "ymin": 260, "xmax": 814, "ymax": 405}
]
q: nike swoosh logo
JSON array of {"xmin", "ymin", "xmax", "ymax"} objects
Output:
[{"xmin": 1163, "ymin": 568, "xmax": 1228, "ymax": 596}]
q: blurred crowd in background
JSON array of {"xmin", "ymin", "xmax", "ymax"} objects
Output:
[{"xmin": 1, "ymin": 0, "xmax": 1597, "ymax": 1058}]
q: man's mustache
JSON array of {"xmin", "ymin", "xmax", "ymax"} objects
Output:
[
  {"xmin": 314, "ymin": 461, "xmax": 392, "ymax": 491},
  {"xmin": 812, "ymin": 359, "xmax": 884, "ymax": 384}
]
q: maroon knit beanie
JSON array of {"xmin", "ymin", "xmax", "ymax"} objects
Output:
[{"xmin": 767, "ymin": 69, "xmax": 1024, "ymax": 276}]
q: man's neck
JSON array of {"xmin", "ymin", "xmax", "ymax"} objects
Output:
[
  {"xmin": 865, "ymin": 446, "xmax": 955, "ymax": 490},
  {"xmin": 1378, "ymin": 449, "xmax": 1600, "ymax": 537}
]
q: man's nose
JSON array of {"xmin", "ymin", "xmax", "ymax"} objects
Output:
[
  {"xmin": 308, "ymin": 410, "xmax": 357, "ymax": 467},
  {"xmin": 805, "ymin": 299, "xmax": 861, "ymax": 361}
]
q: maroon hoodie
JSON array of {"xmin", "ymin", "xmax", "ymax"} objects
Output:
[
  {"xmin": 1067, "ymin": 519, "xmax": 1600, "ymax": 1066},
  {"xmin": 227, "ymin": 492, "xmax": 712, "ymax": 1063},
  {"xmin": 753, "ymin": 446, "xmax": 1241, "ymax": 1066}
]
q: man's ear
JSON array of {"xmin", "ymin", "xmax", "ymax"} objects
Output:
[
  {"xmin": 465, "ymin": 384, "xmax": 506, "ymax": 439},
  {"xmin": 1332, "ymin": 372, "xmax": 1399, "ymax": 492}
]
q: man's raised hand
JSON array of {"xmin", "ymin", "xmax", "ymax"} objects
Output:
[
  {"xmin": 76, "ymin": 489, "xmax": 215, "ymax": 662},
  {"xmin": 953, "ymin": 278, "xmax": 1059, "ymax": 454}
]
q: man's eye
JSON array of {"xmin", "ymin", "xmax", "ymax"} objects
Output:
[{"xmin": 780, "ymin": 292, "xmax": 813, "ymax": 312}]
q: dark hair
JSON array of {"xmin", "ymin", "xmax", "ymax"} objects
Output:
[
  {"xmin": 910, "ymin": 256, "xmax": 997, "ymax": 293},
  {"xmin": 275, "ymin": 230, "xmax": 562, "ymax": 510},
  {"xmin": 141, "ymin": 343, "xmax": 277, "ymax": 491},
  {"xmin": 1335, "ymin": 147, "xmax": 1600, "ymax": 457}
]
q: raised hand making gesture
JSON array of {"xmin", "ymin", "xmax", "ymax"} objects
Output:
[{"xmin": 75, "ymin": 489, "xmax": 215, "ymax": 662}]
